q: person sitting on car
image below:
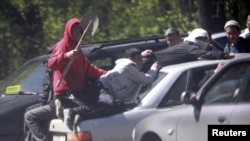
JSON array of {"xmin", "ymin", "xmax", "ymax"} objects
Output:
[
  {"xmin": 63, "ymin": 48, "xmax": 161, "ymax": 130},
  {"xmin": 24, "ymin": 60, "xmax": 57, "ymax": 141},
  {"xmin": 153, "ymin": 28, "xmax": 225, "ymax": 67},
  {"xmin": 23, "ymin": 17, "xmax": 106, "ymax": 141},
  {"xmin": 48, "ymin": 17, "xmax": 107, "ymax": 109}
]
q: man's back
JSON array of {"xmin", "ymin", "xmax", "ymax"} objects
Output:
[{"xmin": 154, "ymin": 41, "xmax": 206, "ymax": 66}]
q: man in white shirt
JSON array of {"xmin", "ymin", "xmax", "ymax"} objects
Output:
[{"xmin": 240, "ymin": 13, "xmax": 250, "ymax": 39}]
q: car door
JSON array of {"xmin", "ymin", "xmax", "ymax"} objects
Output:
[
  {"xmin": 158, "ymin": 64, "xmax": 217, "ymax": 108},
  {"xmin": 177, "ymin": 61, "xmax": 250, "ymax": 141},
  {"xmin": 229, "ymin": 62, "xmax": 250, "ymax": 124}
]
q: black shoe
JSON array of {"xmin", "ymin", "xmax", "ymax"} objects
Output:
[{"xmin": 63, "ymin": 108, "xmax": 75, "ymax": 130}]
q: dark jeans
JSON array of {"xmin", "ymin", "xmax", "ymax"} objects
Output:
[
  {"xmin": 56, "ymin": 81, "xmax": 127, "ymax": 121},
  {"xmin": 24, "ymin": 104, "xmax": 56, "ymax": 141},
  {"xmin": 74, "ymin": 98, "xmax": 126, "ymax": 120},
  {"xmin": 74, "ymin": 82, "xmax": 127, "ymax": 120},
  {"xmin": 55, "ymin": 80, "xmax": 103, "ymax": 109}
]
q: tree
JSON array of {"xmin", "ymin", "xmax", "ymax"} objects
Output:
[
  {"xmin": 0, "ymin": 0, "xmax": 249, "ymax": 80},
  {"xmin": 198, "ymin": 0, "xmax": 226, "ymax": 33}
]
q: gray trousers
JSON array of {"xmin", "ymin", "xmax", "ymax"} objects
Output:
[{"xmin": 24, "ymin": 104, "xmax": 56, "ymax": 141}]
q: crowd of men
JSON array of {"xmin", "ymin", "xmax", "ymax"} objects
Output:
[{"xmin": 23, "ymin": 13, "xmax": 250, "ymax": 141}]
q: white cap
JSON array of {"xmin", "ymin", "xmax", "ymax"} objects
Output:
[
  {"xmin": 184, "ymin": 28, "xmax": 209, "ymax": 49},
  {"xmin": 184, "ymin": 28, "xmax": 209, "ymax": 42},
  {"xmin": 224, "ymin": 20, "xmax": 240, "ymax": 30}
]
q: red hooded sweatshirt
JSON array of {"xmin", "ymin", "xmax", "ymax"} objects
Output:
[{"xmin": 48, "ymin": 18, "xmax": 106, "ymax": 95}]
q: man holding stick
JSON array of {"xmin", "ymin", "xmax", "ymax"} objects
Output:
[
  {"xmin": 48, "ymin": 17, "xmax": 106, "ymax": 109},
  {"xmin": 24, "ymin": 16, "xmax": 106, "ymax": 141}
]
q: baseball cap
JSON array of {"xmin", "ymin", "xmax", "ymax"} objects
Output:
[
  {"xmin": 164, "ymin": 28, "xmax": 180, "ymax": 36},
  {"xmin": 184, "ymin": 28, "xmax": 210, "ymax": 49},
  {"xmin": 184, "ymin": 28, "xmax": 209, "ymax": 42},
  {"xmin": 224, "ymin": 20, "xmax": 240, "ymax": 30}
]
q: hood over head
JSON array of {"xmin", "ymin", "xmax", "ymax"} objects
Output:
[{"xmin": 62, "ymin": 18, "xmax": 81, "ymax": 50}]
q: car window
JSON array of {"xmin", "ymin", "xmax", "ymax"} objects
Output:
[
  {"xmin": 213, "ymin": 37, "xmax": 227, "ymax": 48},
  {"xmin": 203, "ymin": 62, "xmax": 250, "ymax": 104},
  {"xmin": 0, "ymin": 60, "xmax": 44, "ymax": 94},
  {"xmin": 137, "ymin": 72, "xmax": 166, "ymax": 99},
  {"xmin": 212, "ymin": 32, "xmax": 228, "ymax": 48},
  {"xmin": 159, "ymin": 71, "xmax": 188, "ymax": 107},
  {"xmin": 211, "ymin": 40, "xmax": 224, "ymax": 51},
  {"xmin": 159, "ymin": 65, "xmax": 217, "ymax": 107}
]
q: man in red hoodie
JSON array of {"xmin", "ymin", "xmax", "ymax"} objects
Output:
[
  {"xmin": 24, "ymin": 18, "xmax": 106, "ymax": 141},
  {"xmin": 48, "ymin": 18, "xmax": 106, "ymax": 108}
]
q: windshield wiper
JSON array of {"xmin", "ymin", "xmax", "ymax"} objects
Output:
[
  {"xmin": 19, "ymin": 91, "xmax": 38, "ymax": 95},
  {"xmin": 2, "ymin": 91, "xmax": 39, "ymax": 96}
]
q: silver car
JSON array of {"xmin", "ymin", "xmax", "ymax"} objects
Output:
[
  {"xmin": 49, "ymin": 59, "xmax": 224, "ymax": 141},
  {"xmin": 132, "ymin": 54, "xmax": 250, "ymax": 141}
]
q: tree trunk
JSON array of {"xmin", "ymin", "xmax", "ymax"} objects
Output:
[{"xmin": 198, "ymin": 0, "xmax": 226, "ymax": 33}]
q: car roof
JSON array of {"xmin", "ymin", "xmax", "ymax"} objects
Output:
[
  {"xmin": 160, "ymin": 59, "xmax": 224, "ymax": 73},
  {"xmin": 226, "ymin": 53, "xmax": 250, "ymax": 62},
  {"xmin": 211, "ymin": 31, "xmax": 226, "ymax": 39},
  {"xmin": 158, "ymin": 53, "xmax": 250, "ymax": 75},
  {"xmin": 0, "ymin": 35, "xmax": 167, "ymax": 95},
  {"xmin": 30, "ymin": 35, "xmax": 168, "ymax": 63}
]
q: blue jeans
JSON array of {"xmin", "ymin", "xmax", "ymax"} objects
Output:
[{"xmin": 24, "ymin": 104, "xmax": 56, "ymax": 141}]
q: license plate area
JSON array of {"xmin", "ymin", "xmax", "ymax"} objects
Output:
[{"xmin": 52, "ymin": 135, "xmax": 66, "ymax": 141}]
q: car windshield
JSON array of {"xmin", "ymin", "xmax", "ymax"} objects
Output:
[
  {"xmin": 0, "ymin": 59, "xmax": 44, "ymax": 95},
  {"xmin": 120, "ymin": 71, "xmax": 166, "ymax": 109},
  {"xmin": 137, "ymin": 72, "xmax": 166, "ymax": 100}
]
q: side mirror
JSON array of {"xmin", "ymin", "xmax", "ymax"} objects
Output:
[{"xmin": 180, "ymin": 91, "xmax": 198, "ymax": 105}]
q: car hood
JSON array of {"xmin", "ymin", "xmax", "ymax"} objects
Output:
[{"xmin": 0, "ymin": 94, "xmax": 40, "ymax": 116}]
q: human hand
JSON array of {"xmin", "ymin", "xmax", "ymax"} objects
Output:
[
  {"xmin": 228, "ymin": 53, "xmax": 236, "ymax": 58},
  {"xmin": 151, "ymin": 61, "xmax": 161, "ymax": 70},
  {"xmin": 66, "ymin": 49, "xmax": 79, "ymax": 59},
  {"xmin": 214, "ymin": 62, "xmax": 225, "ymax": 73},
  {"xmin": 141, "ymin": 49, "xmax": 153, "ymax": 57}
]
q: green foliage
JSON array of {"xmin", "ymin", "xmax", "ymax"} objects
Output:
[
  {"xmin": 0, "ymin": 0, "xmax": 249, "ymax": 80},
  {"xmin": 224, "ymin": 0, "xmax": 249, "ymax": 27},
  {"xmin": 160, "ymin": 9, "xmax": 198, "ymax": 34}
]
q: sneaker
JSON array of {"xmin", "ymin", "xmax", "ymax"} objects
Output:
[{"xmin": 63, "ymin": 108, "xmax": 76, "ymax": 130}]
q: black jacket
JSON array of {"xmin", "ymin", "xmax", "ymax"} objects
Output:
[
  {"xmin": 39, "ymin": 60, "xmax": 55, "ymax": 106},
  {"xmin": 154, "ymin": 41, "xmax": 223, "ymax": 66}
]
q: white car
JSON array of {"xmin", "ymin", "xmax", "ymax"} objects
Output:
[
  {"xmin": 132, "ymin": 54, "xmax": 250, "ymax": 141},
  {"xmin": 49, "ymin": 59, "xmax": 224, "ymax": 141}
]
